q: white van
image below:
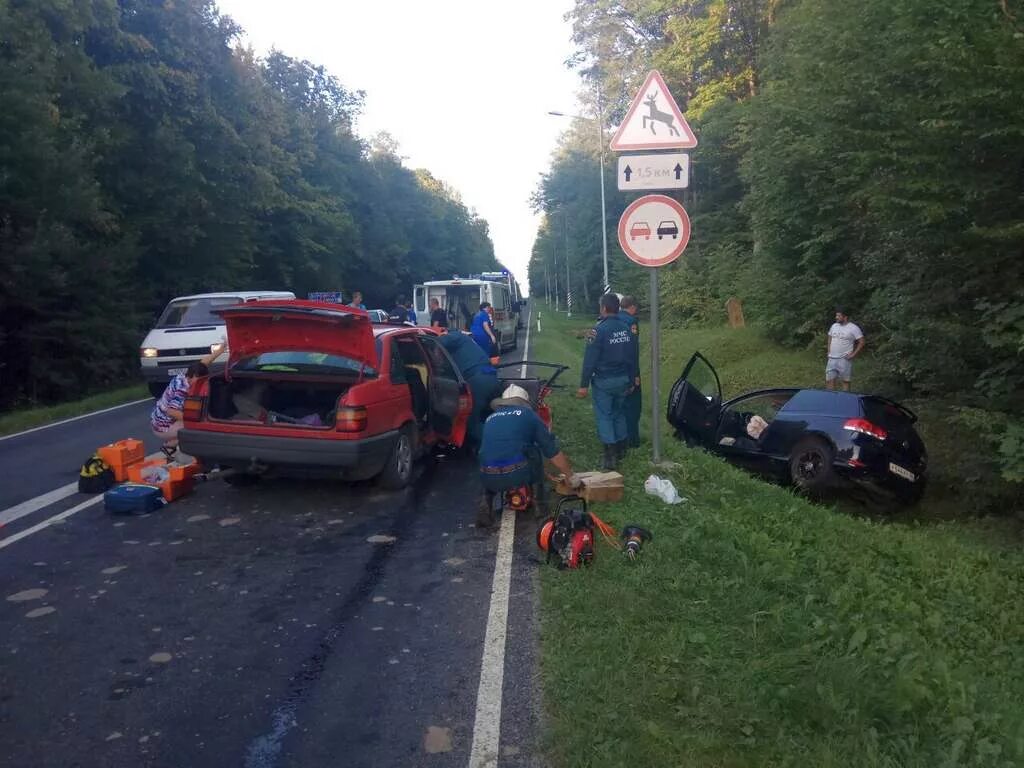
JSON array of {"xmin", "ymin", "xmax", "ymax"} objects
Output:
[
  {"xmin": 413, "ymin": 278, "xmax": 518, "ymax": 352},
  {"xmin": 139, "ymin": 291, "xmax": 294, "ymax": 397},
  {"xmin": 479, "ymin": 271, "xmax": 524, "ymax": 329}
]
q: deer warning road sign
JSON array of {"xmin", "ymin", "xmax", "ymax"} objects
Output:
[
  {"xmin": 609, "ymin": 70, "xmax": 697, "ymax": 151},
  {"xmin": 617, "ymin": 194, "xmax": 691, "ymax": 268}
]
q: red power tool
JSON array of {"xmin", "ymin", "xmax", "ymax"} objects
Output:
[{"xmin": 536, "ymin": 495, "xmax": 595, "ymax": 569}]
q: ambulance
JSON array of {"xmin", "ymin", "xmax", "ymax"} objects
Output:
[{"xmin": 412, "ymin": 275, "xmax": 519, "ymax": 352}]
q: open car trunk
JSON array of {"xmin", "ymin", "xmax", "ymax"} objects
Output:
[{"xmin": 207, "ymin": 376, "xmax": 349, "ymax": 429}]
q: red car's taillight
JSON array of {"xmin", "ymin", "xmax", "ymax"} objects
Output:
[
  {"xmin": 335, "ymin": 406, "xmax": 368, "ymax": 433},
  {"xmin": 843, "ymin": 418, "xmax": 887, "ymax": 441},
  {"xmin": 183, "ymin": 396, "xmax": 205, "ymax": 422}
]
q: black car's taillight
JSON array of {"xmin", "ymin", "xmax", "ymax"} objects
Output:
[{"xmin": 843, "ymin": 418, "xmax": 887, "ymax": 441}]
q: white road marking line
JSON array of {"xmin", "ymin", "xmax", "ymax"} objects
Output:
[
  {"xmin": 0, "ymin": 452, "xmax": 163, "ymax": 529},
  {"xmin": 468, "ymin": 507, "xmax": 516, "ymax": 768},
  {"xmin": 0, "ymin": 397, "xmax": 151, "ymax": 442},
  {"xmin": 0, "ymin": 495, "xmax": 104, "ymax": 551},
  {"xmin": 0, "ymin": 482, "xmax": 79, "ymax": 528},
  {"xmin": 520, "ymin": 309, "xmax": 532, "ymax": 379}
]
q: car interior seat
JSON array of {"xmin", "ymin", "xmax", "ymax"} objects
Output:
[{"xmin": 404, "ymin": 364, "xmax": 429, "ymax": 426}]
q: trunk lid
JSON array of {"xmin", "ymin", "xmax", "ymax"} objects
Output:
[
  {"xmin": 861, "ymin": 396, "xmax": 927, "ymax": 467},
  {"xmin": 217, "ymin": 301, "xmax": 377, "ymax": 371}
]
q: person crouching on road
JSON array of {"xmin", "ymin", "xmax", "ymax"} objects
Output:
[
  {"xmin": 476, "ymin": 384, "xmax": 579, "ymax": 528},
  {"xmin": 438, "ymin": 327, "xmax": 501, "ymax": 451},
  {"xmin": 151, "ymin": 344, "xmax": 226, "ymax": 452},
  {"xmin": 577, "ymin": 293, "xmax": 638, "ymax": 470},
  {"xmin": 619, "ymin": 295, "xmax": 642, "ymax": 448}
]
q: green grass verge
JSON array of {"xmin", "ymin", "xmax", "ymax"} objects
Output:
[
  {"xmin": 529, "ymin": 305, "xmax": 1024, "ymax": 768},
  {"xmin": 0, "ymin": 385, "xmax": 149, "ymax": 437}
]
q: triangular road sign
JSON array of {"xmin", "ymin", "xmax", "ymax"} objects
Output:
[{"xmin": 609, "ymin": 70, "xmax": 697, "ymax": 151}]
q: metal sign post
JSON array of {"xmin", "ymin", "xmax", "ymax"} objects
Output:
[
  {"xmin": 609, "ymin": 70, "xmax": 697, "ymax": 466},
  {"xmin": 616, "ymin": 194, "xmax": 691, "ymax": 465},
  {"xmin": 649, "ymin": 268, "xmax": 661, "ymax": 463}
]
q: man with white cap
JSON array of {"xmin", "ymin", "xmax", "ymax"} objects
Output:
[{"xmin": 476, "ymin": 383, "xmax": 580, "ymax": 528}]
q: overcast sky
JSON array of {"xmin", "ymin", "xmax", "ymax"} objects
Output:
[{"xmin": 215, "ymin": 0, "xmax": 582, "ymax": 294}]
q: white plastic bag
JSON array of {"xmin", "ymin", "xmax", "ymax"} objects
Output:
[{"xmin": 644, "ymin": 474, "xmax": 685, "ymax": 505}]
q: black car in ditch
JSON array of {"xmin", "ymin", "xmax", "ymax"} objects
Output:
[{"xmin": 666, "ymin": 353, "xmax": 927, "ymax": 505}]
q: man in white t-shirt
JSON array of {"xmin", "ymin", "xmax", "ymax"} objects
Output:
[{"xmin": 825, "ymin": 309, "xmax": 865, "ymax": 391}]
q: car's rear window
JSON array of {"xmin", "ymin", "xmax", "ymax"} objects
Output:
[
  {"xmin": 783, "ymin": 389, "xmax": 861, "ymax": 417},
  {"xmin": 157, "ymin": 297, "xmax": 240, "ymax": 328},
  {"xmin": 861, "ymin": 396, "xmax": 916, "ymax": 427},
  {"xmin": 233, "ymin": 351, "xmax": 377, "ymax": 377}
]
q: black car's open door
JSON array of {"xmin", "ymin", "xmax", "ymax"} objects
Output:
[{"xmin": 666, "ymin": 352, "xmax": 722, "ymax": 447}]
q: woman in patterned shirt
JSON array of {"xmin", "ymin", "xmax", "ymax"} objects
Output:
[{"xmin": 150, "ymin": 343, "xmax": 226, "ymax": 449}]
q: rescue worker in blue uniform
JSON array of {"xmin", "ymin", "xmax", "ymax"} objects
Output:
[
  {"xmin": 438, "ymin": 328, "xmax": 502, "ymax": 450},
  {"xmin": 476, "ymin": 384, "xmax": 580, "ymax": 528},
  {"xmin": 576, "ymin": 293, "xmax": 638, "ymax": 469},
  {"xmin": 619, "ymin": 295, "xmax": 642, "ymax": 447},
  {"xmin": 470, "ymin": 302, "xmax": 498, "ymax": 357}
]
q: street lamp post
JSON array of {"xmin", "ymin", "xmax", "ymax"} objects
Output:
[
  {"xmin": 544, "ymin": 260, "xmax": 551, "ymax": 305},
  {"xmin": 563, "ymin": 209, "xmax": 572, "ymax": 318},
  {"xmin": 551, "ymin": 238, "xmax": 560, "ymax": 312},
  {"xmin": 548, "ymin": 103, "xmax": 609, "ymax": 295}
]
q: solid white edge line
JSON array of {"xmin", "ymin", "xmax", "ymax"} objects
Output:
[
  {"xmin": 0, "ymin": 494, "xmax": 104, "ymax": 551},
  {"xmin": 0, "ymin": 452, "xmax": 164, "ymax": 530},
  {"xmin": 520, "ymin": 308, "xmax": 532, "ymax": 379},
  {"xmin": 468, "ymin": 506, "xmax": 517, "ymax": 768},
  {"xmin": 0, "ymin": 482, "xmax": 80, "ymax": 527},
  {"xmin": 0, "ymin": 397, "xmax": 151, "ymax": 443}
]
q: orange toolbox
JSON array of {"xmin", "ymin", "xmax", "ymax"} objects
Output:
[
  {"xmin": 97, "ymin": 439, "xmax": 146, "ymax": 482},
  {"xmin": 127, "ymin": 458, "xmax": 199, "ymax": 502}
]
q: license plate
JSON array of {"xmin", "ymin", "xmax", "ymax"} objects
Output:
[
  {"xmin": 889, "ymin": 462, "xmax": 916, "ymax": 482},
  {"xmin": 168, "ymin": 368, "xmax": 186, "ymax": 377}
]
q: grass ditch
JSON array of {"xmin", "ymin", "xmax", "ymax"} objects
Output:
[
  {"xmin": 0, "ymin": 384, "xmax": 149, "ymax": 437},
  {"xmin": 529, "ymin": 305, "xmax": 1024, "ymax": 767}
]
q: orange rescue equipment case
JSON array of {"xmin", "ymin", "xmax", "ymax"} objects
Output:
[{"xmin": 97, "ymin": 439, "xmax": 146, "ymax": 482}]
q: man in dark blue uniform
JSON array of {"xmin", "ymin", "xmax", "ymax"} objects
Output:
[
  {"xmin": 477, "ymin": 384, "xmax": 579, "ymax": 527},
  {"xmin": 470, "ymin": 301, "xmax": 498, "ymax": 357},
  {"xmin": 388, "ymin": 297, "xmax": 409, "ymax": 323},
  {"xmin": 620, "ymin": 295, "xmax": 642, "ymax": 448},
  {"xmin": 577, "ymin": 293, "xmax": 637, "ymax": 469},
  {"xmin": 438, "ymin": 328, "xmax": 501, "ymax": 450}
]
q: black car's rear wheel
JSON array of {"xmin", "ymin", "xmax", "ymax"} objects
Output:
[
  {"xmin": 789, "ymin": 437, "xmax": 836, "ymax": 496},
  {"xmin": 378, "ymin": 425, "xmax": 415, "ymax": 490}
]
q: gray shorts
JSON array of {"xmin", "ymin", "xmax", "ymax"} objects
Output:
[{"xmin": 825, "ymin": 357, "xmax": 853, "ymax": 382}]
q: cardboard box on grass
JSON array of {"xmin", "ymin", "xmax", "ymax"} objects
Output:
[{"xmin": 554, "ymin": 471, "xmax": 624, "ymax": 503}]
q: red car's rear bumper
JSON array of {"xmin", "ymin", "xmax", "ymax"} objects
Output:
[{"xmin": 180, "ymin": 427, "xmax": 397, "ymax": 477}]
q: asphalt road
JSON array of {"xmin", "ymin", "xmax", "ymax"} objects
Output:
[
  {"xmin": 0, "ymin": 400, "xmax": 158, "ymax": 512},
  {"xmin": 0, "ymin": 308, "xmax": 547, "ymax": 768}
]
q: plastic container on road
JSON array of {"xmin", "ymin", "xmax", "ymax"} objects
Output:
[
  {"xmin": 104, "ymin": 483, "xmax": 164, "ymax": 514},
  {"xmin": 97, "ymin": 438, "xmax": 145, "ymax": 482},
  {"xmin": 128, "ymin": 458, "xmax": 196, "ymax": 502}
]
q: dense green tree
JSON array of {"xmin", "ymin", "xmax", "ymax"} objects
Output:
[{"xmin": 0, "ymin": 0, "xmax": 498, "ymax": 409}]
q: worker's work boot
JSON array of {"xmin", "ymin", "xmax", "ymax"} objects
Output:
[
  {"xmin": 602, "ymin": 444, "xmax": 618, "ymax": 471},
  {"xmin": 616, "ymin": 440, "xmax": 628, "ymax": 460},
  {"xmin": 476, "ymin": 493, "xmax": 497, "ymax": 528},
  {"xmin": 629, "ymin": 436, "xmax": 641, "ymax": 449}
]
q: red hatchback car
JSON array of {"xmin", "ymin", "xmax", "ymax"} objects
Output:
[{"xmin": 178, "ymin": 301, "xmax": 471, "ymax": 489}]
